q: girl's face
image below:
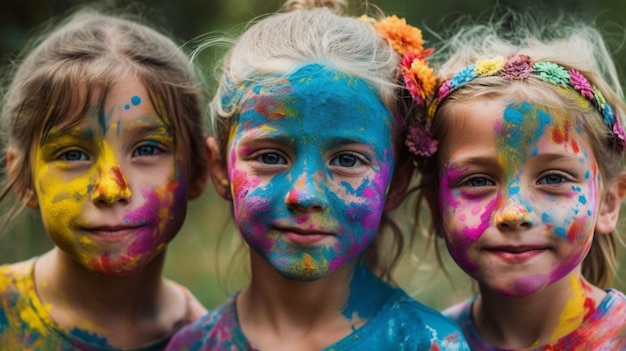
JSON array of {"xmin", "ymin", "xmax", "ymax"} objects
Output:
[
  {"xmin": 33, "ymin": 78, "xmax": 189, "ymax": 275},
  {"xmin": 225, "ymin": 65, "xmax": 395, "ymax": 280},
  {"xmin": 438, "ymin": 98, "xmax": 603, "ymax": 297}
]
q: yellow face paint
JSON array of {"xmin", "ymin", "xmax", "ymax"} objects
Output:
[
  {"xmin": 32, "ymin": 80, "xmax": 191, "ymax": 276},
  {"xmin": 90, "ymin": 140, "xmax": 131, "ymax": 204}
]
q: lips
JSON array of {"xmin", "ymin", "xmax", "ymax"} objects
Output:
[
  {"xmin": 273, "ymin": 225, "xmax": 335, "ymax": 245},
  {"xmin": 484, "ymin": 245, "xmax": 548, "ymax": 264},
  {"xmin": 84, "ymin": 225, "xmax": 143, "ymax": 243}
]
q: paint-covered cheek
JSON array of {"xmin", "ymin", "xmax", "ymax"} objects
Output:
[
  {"xmin": 335, "ymin": 165, "xmax": 391, "ymax": 232},
  {"xmin": 33, "ymin": 154, "xmax": 93, "ymax": 225}
]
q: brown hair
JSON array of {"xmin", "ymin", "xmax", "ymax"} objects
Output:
[{"xmin": 0, "ymin": 8, "xmax": 207, "ymax": 230}]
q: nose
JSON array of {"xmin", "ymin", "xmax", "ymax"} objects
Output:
[
  {"xmin": 493, "ymin": 199, "xmax": 533, "ymax": 231},
  {"xmin": 91, "ymin": 147, "xmax": 131, "ymax": 205},
  {"xmin": 284, "ymin": 173, "xmax": 325, "ymax": 212}
]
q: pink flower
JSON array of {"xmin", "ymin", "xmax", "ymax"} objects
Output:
[
  {"xmin": 569, "ymin": 69, "xmax": 595, "ymax": 99},
  {"xmin": 437, "ymin": 80, "xmax": 453, "ymax": 101},
  {"xmin": 612, "ymin": 113, "xmax": 626, "ymax": 151},
  {"xmin": 501, "ymin": 54, "xmax": 533, "ymax": 80},
  {"xmin": 406, "ymin": 124, "xmax": 438, "ymax": 157}
]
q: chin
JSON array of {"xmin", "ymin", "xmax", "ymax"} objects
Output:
[
  {"xmin": 487, "ymin": 276, "xmax": 551, "ymax": 298},
  {"xmin": 278, "ymin": 266, "xmax": 331, "ymax": 281},
  {"xmin": 88, "ymin": 253, "xmax": 148, "ymax": 277}
]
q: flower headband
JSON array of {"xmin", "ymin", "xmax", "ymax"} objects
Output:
[
  {"xmin": 362, "ymin": 15, "xmax": 436, "ymax": 109},
  {"xmin": 408, "ymin": 54, "xmax": 626, "ymax": 158}
]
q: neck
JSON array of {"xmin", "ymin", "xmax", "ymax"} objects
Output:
[
  {"xmin": 237, "ymin": 250, "xmax": 391, "ymax": 350},
  {"xmin": 36, "ymin": 248, "xmax": 166, "ymax": 311},
  {"xmin": 33, "ymin": 247, "xmax": 192, "ymax": 347},
  {"xmin": 474, "ymin": 271, "xmax": 606, "ymax": 348}
]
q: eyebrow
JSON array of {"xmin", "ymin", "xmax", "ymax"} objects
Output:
[{"xmin": 43, "ymin": 119, "xmax": 173, "ymax": 145}]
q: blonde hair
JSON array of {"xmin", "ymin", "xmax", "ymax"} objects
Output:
[
  {"xmin": 416, "ymin": 11, "xmax": 626, "ymax": 288},
  {"xmin": 203, "ymin": 0, "xmax": 417, "ymax": 282},
  {"xmin": 0, "ymin": 8, "xmax": 207, "ymax": 229}
]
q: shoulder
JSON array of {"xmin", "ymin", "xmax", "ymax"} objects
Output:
[
  {"xmin": 353, "ymin": 289, "xmax": 470, "ymax": 350},
  {"xmin": 442, "ymin": 297, "xmax": 474, "ymax": 324},
  {"xmin": 387, "ymin": 290, "xmax": 464, "ymax": 330},
  {"xmin": 167, "ymin": 279, "xmax": 208, "ymax": 322},
  {"xmin": 166, "ymin": 295, "xmax": 242, "ymax": 351},
  {"xmin": 548, "ymin": 289, "xmax": 626, "ymax": 350},
  {"xmin": 0, "ymin": 259, "xmax": 36, "ymax": 297}
]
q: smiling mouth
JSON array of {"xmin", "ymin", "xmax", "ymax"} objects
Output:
[
  {"xmin": 485, "ymin": 246, "xmax": 547, "ymax": 264},
  {"xmin": 274, "ymin": 226, "xmax": 334, "ymax": 245},
  {"xmin": 85, "ymin": 226, "xmax": 143, "ymax": 243}
]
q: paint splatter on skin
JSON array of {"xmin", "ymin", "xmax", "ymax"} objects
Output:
[
  {"xmin": 547, "ymin": 275, "xmax": 596, "ymax": 343},
  {"xmin": 439, "ymin": 99, "xmax": 599, "ymax": 297},
  {"xmin": 227, "ymin": 64, "xmax": 395, "ymax": 280},
  {"xmin": 33, "ymin": 82, "xmax": 190, "ymax": 276}
]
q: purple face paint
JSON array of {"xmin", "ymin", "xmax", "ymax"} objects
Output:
[{"xmin": 226, "ymin": 64, "xmax": 395, "ymax": 280}]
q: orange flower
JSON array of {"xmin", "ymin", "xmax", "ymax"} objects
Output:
[
  {"xmin": 401, "ymin": 52, "xmax": 436, "ymax": 107},
  {"xmin": 374, "ymin": 15, "xmax": 424, "ymax": 56}
]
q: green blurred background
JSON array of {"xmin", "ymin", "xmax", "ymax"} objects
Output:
[{"xmin": 1, "ymin": 0, "xmax": 625, "ymax": 311}]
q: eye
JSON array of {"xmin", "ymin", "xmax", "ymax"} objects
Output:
[
  {"xmin": 58, "ymin": 150, "xmax": 89, "ymax": 161},
  {"xmin": 538, "ymin": 173, "xmax": 567, "ymax": 185},
  {"xmin": 329, "ymin": 153, "xmax": 363, "ymax": 168},
  {"xmin": 258, "ymin": 152, "xmax": 287, "ymax": 165},
  {"xmin": 132, "ymin": 144, "xmax": 163, "ymax": 157},
  {"xmin": 464, "ymin": 176, "xmax": 494, "ymax": 187}
]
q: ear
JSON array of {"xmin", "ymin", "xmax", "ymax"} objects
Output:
[
  {"xmin": 206, "ymin": 137, "xmax": 232, "ymax": 201},
  {"xmin": 383, "ymin": 158, "xmax": 414, "ymax": 211},
  {"xmin": 187, "ymin": 139, "xmax": 211, "ymax": 200},
  {"xmin": 7, "ymin": 148, "xmax": 38, "ymax": 209},
  {"xmin": 595, "ymin": 172, "xmax": 626, "ymax": 234}
]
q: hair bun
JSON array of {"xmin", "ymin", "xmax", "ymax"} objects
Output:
[{"xmin": 281, "ymin": 0, "xmax": 347, "ymax": 13}]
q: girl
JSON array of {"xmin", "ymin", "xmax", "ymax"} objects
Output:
[
  {"xmin": 167, "ymin": 0, "xmax": 469, "ymax": 350},
  {"xmin": 413, "ymin": 13, "xmax": 626, "ymax": 350},
  {"xmin": 0, "ymin": 7, "xmax": 209, "ymax": 350}
]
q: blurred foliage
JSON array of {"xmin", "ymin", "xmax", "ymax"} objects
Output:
[{"xmin": 1, "ymin": 0, "xmax": 626, "ymax": 311}]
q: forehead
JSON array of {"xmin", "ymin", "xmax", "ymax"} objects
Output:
[{"xmin": 235, "ymin": 64, "xmax": 392, "ymax": 130}]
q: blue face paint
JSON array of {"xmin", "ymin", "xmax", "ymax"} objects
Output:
[{"xmin": 227, "ymin": 64, "xmax": 395, "ymax": 280}]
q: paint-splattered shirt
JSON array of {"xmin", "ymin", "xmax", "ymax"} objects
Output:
[
  {"xmin": 0, "ymin": 258, "xmax": 190, "ymax": 351},
  {"xmin": 166, "ymin": 273, "xmax": 469, "ymax": 351},
  {"xmin": 444, "ymin": 289, "xmax": 626, "ymax": 350}
]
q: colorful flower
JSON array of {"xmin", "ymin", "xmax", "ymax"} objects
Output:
[
  {"xmin": 374, "ymin": 15, "xmax": 424, "ymax": 56},
  {"xmin": 437, "ymin": 80, "xmax": 453, "ymax": 101},
  {"xmin": 450, "ymin": 65, "xmax": 477, "ymax": 89},
  {"xmin": 612, "ymin": 114, "xmax": 626, "ymax": 149},
  {"xmin": 401, "ymin": 51, "xmax": 436, "ymax": 107},
  {"xmin": 592, "ymin": 85, "xmax": 607, "ymax": 110},
  {"xmin": 568, "ymin": 69, "xmax": 594, "ymax": 99},
  {"xmin": 475, "ymin": 57, "xmax": 506, "ymax": 77},
  {"xmin": 603, "ymin": 103, "xmax": 615, "ymax": 126},
  {"xmin": 501, "ymin": 54, "xmax": 533, "ymax": 80},
  {"xmin": 534, "ymin": 61, "xmax": 570, "ymax": 86},
  {"xmin": 406, "ymin": 123, "xmax": 438, "ymax": 157}
]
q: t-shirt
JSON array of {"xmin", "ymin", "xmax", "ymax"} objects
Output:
[
  {"xmin": 444, "ymin": 289, "xmax": 626, "ymax": 350},
  {"xmin": 166, "ymin": 268, "xmax": 469, "ymax": 351},
  {"xmin": 0, "ymin": 258, "xmax": 192, "ymax": 351}
]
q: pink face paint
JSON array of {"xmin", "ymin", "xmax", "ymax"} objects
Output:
[{"xmin": 439, "ymin": 99, "xmax": 601, "ymax": 297}]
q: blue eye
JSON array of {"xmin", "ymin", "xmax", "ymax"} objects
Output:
[
  {"xmin": 59, "ymin": 150, "xmax": 89, "ymax": 161},
  {"xmin": 132, "ymin": 145, "xmax": 162, "ymax": 157},
  {"xmin": 466, "ymin": 177, "xmax": 494, "ymax": 187},
  {"xmin": 330, "ymin": 153, "xmax": 363, "ymax": 167},
  {"xmin": 538, "ymin": 174, "xmax": 566, "ymax": 185},
  {"xmin": 259, "ymin": 152, "xmax": 286, "ymax": 165}
]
